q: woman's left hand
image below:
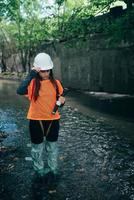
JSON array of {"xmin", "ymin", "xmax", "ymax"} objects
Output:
[{"xmin": 59, "ymin": 96, "xmax": 65, "ymax": 104}]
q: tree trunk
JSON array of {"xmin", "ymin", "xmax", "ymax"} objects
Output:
[{"xmin": 1, "ymin": 54, "xmax": 6, "ymax": 72}]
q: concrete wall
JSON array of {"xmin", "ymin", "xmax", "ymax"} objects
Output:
[
  {"xmin": 39, "ymin": 36, "xmax": 134, "ymax": 94},
  {"xmin": 1, "ymin": 35, "xmax": 134, "ymax": 94},
  {"xmin": 60, "ymin": 44, "xmax": 134, "ymax": 94}
]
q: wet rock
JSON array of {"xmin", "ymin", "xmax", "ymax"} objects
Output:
[
  {"xmin": 0, "ymin": 132, "xmax": 8, "ymax": 142},
  {"xmin": 0, "ymin": 132, "xmax": 8, "ymax": 138},
  {"xmin": 48, "ymin": 189, "xmax": 57, "ymax": 194}
]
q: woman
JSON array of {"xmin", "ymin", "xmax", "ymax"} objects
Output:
[{"xmin": 17, "ymin": 53, "xmax": 65, "ymax": 178}]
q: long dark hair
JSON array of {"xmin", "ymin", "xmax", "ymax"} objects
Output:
[{"xmin": 33, "ymin": 69, "xmax": 59, "ymax": 101}]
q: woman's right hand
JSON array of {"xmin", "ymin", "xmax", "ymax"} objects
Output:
[{"xmin": 31, "ymin": 67, "xmax": 41, "ymax": 72}]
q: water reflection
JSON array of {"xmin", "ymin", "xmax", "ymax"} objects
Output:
[
  {"xmin": 0, "ymin": 79, "xmax": 134, "ymax": 200},
  {"xmin": 0, "ymin": 80, "xmax": 28, "ymax": 108}
]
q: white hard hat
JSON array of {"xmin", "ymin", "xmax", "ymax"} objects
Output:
[{"xmin": 33, "ymin": 53, "xmax": 53, "ymax": 70}]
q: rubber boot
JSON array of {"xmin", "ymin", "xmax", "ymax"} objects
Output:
[
  {"xmin": 45, "ymin": 140, "xmax": 58, "ymax": 175},
  {"xmin": 31, "ymin": 142, "xmax": 44, "ymax": 176}
]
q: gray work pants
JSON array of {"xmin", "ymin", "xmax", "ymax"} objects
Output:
[{"xmin": 31, "ymin": 139, "xmax": 58, "ymax": 175}]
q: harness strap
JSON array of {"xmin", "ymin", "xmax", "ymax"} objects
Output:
[
  {"xmin": 39, "ymin": 120, "xmax": 44, "ymax": 136},
  {"xmin": 39, "ymin": 120, "xmax": 53, "ymax": 137}
]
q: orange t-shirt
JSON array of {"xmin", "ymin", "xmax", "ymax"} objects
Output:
[{"xmin": 26, "ymin": 79, "xmax": 63, "ymax": 120}]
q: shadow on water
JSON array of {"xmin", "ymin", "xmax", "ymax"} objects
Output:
[{"xmin": 0, "ymin": 79, "xmax": 134, "ymax": 200}]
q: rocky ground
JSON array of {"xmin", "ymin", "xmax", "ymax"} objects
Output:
[
  {"xmin": 0, "ymin": 77, "xmax": 134, "ymax": 200},
  {"xmin": 0, "ymin": 91, "xmax": 134, "ymax": 200}
]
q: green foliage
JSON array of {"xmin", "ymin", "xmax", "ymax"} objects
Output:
[
  {"xmin": 0, "ymin": 0, "xmax": 53, "ymax": 72},
  {"xmin": 52, "ymin": 0, "xmax": 134, "ymax": 47},
  {"xmin": 106, "ymin": 9, "xmax": 134, "ymax": 44},
  {"xmin": 0, "ymin": 0, "xmax": 134, "ymax": 72}
]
